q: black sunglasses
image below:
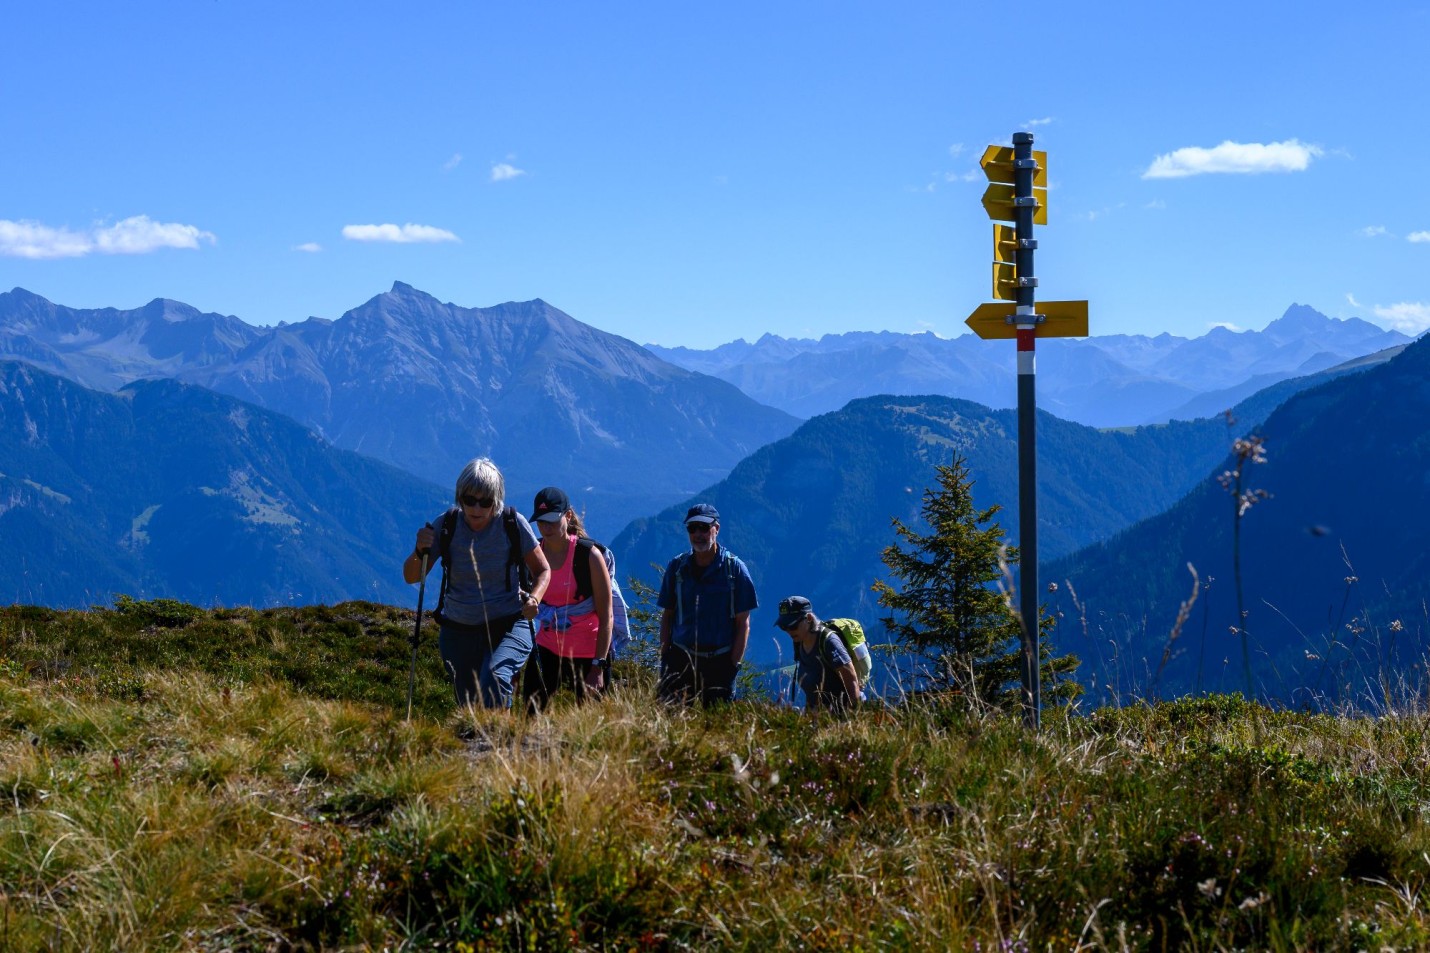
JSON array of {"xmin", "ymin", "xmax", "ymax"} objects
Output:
[
  {"xmin": 460, "ymin": 494, "xmax": 495, "ymax": 509},
  {"xmin": 686, "ymin": 522, "xmax": 714, "ymax": 534}
]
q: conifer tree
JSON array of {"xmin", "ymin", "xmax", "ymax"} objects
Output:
[{"xmin": 873, "ymin": 455, "xmax": 1080, "ymax": 708}]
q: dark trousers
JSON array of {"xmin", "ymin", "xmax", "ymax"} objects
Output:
[
  {"xmin": 522, "ymin": 645, "xmax": 594, "ymax": 713},
  {"xmin": 657, "ymin": 645, "xmax": 738, "ymax": 707}
]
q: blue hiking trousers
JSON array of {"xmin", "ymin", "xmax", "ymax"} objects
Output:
[{"xmin": 438, "ymin": 612, "xmax": 535, "ymax": 709}]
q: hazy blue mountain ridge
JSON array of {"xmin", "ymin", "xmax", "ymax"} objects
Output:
[
  {"xmin": 0, "ymin": 360, "xmax": 444, "ymax": 608},
  {"xmin": 0, "ymin": 287, "xmax": 261, "ymax": 390},
  {"xmin": 646, "ymin": 304, "xmax": 1411, "ymax": 426}
]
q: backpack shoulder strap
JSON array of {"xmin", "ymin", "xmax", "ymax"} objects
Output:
[
  {"xmin": 723, "ymin": 549, "xmax": 737, "ymax": 616},
  {"xmin": 501, "ymin": 506, "xmax": 530, "ymax": 593},
  {"xmin": 438, "ymin": 508, "xmax": 460, "ymax": 560},
  {"xmin": 817, "ymin": 627, "xmax": 844, "ymax": 671},
  {"xmin": 571, "ymin": 537, "xmax": 606, "ymax": 601},
  {"xmin": 672, "ymin": 551, "xmax": 691, "ymax": 628},
  {"xmin": 433, "ymin": 507, "xmax": 461, "ymax": 620}
]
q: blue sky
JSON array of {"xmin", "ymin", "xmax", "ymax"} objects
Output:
[{"xmin": 3, "ymin": 1, "xmax": 1427, "ymax": 347}]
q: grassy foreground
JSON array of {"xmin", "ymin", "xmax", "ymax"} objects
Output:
[{"xmin": 2, "ymin": 602, "xmax": 1430, "ymax": 951}]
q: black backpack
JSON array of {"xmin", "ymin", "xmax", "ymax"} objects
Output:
[
  {"xmin": 570, "ymin": 537, "xmax": 611, "ymax": 601},
  {"xmin": 431, "ymin": 505, "xmax": 530, "ymax": 622}
]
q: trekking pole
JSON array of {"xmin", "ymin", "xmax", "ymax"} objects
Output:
[{"xmin": 406, "ymin": 550, "xmax": 430, "ymax": 721}]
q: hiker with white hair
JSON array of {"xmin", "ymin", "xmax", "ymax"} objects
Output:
[{"xmin": 404, "ymin": 457, "xmax": 550, "ymax": 710}]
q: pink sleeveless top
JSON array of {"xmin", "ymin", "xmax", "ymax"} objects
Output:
[{"xmin": 536, "ymin": 535, "xmax": 601, "ymax": 658}]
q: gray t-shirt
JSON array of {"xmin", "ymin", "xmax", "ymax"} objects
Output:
[{"xmin": 433, "ymin": 508, "xmax": 539, "ymax": 625}]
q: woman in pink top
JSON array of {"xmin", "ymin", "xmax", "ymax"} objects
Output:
[{"xmin": 521, "ymin": 486, "xmax": 614, "ymax": 713}]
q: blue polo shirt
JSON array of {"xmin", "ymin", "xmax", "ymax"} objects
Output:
[{"xmin": 657, "ymin": 546, "xmax": 758, "ymax": 655}]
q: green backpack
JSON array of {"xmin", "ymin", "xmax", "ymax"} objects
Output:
[{"xmin": 825, "ymin": 618, "xmax": 873, "ymax": 682}]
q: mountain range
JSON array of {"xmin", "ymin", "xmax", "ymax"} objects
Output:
[
  {"xmin": 647, "ymin": 305, "xmax": 1410, "ymax": 426},
  {"xmin": 6, "ymin": 280, "xmax": 1420, "ymax": 708},
  {"xmin": 0, "ymin": 284, "xmax": 798, "ymax": 538},
  {"xmin": 0, "ymin": 360, "xmax": 443, "ymax": 607}
]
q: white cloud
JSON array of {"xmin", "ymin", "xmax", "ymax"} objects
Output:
[
  {"xmin": 1373, "ymin": 302, "xmax": 1430, "ymax": 334},
  {"xmin": 1409, "ymin": 231, "xmax": 1430, "ymax": 243},
  {"xmin": 1024, "ymin": 117, "xmax": 1054, "ymax": 128},
  {"xmin": 1210, "ymin": 321, "xmax": 1244, "ymax": 332},
  {"xmin": 490, "ymin": 162, "xmax": 526, "ymax": 182},
  {"xmin": 341, "ymin": 223, "xmax": 460, "ymax": 244},
  {"xmin": 1346, "ymin": 293, "xmax": 1363, "ymax": 309},
  {"xmin": 0, "ymin": 220, "xmax": 91, "ymax": 259},
  {"xmin": 294, "ymin": 242, "xmax": 322, "ymax": 253},
  {"xmin": 1142, "ymin": 139, "xmax": 1323, "ymax": 179},
  {"xmin": 948, "ymin": 143, "xmax": 965, "ymax": 158},
  {"xmin": 443, "ymin": 153, "xmax": 463, "ymax": 172},
  {"xmin": 94, "ymin": 216, "xmax": 215, "ymax": 254},
  {"xmin": 1359, "ymin": 225, "xmax": 1389, "ymax": 238},
  {"xmin": 1144, "ymin": 199, "xmax": 1166, "ymax": 210},
  {"xmin": 0, "ymin": 215, "xmax": 215, "ymax": 259}
]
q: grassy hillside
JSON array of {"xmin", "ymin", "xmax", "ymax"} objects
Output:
[{"xmin": 3, "ymin": 600, "xmax": 1429, "ymax": 950}]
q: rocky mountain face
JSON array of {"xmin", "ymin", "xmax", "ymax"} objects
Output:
[
  {"xmin": 0, "ymin": 360, "xmax": 444, "ymax": 607},
  {"xmin": 647, "ymin": 305, "xmax": 1411, "ymax": 426},
  {"xmin": 0, "ymin": 284, "xmax": 800, "ymax": 538},
  {"xmin": 1047, "ymin": 333, "xmax": 1430, "ymax": 706}
]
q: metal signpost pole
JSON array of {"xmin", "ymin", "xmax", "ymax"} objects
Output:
[{"xmin": 1011, "ymin": 131, "xmax": 1041, "ymax": 730}]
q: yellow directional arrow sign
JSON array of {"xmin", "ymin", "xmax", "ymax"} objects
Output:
[
  {"xmin": 993, "ymin": 223, "xmax": 1017, "ymax": 263},
  {"xmin": 964, "ymin": 300, "xmax": 1089, "ymax": 340},
  {"xmin": 980, "ymin": 145, "xmax": 1048, "ymax": 187},
  {"xmin": 983, "ymin": 183, "xmax": 1048, "ymax": 225},
  {"xmin": 993, "ymin": 263, "xmax": 1017, "ymax": 301},
  {"xmin": 993, "ymin": 224, "xmax": 1018, "ymax": 300}
]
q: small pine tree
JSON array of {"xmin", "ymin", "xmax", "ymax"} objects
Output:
[
  {"xmin": 612, "ymin": 575, "xmax": 664, "ymax": 691},
  {"xmin": 873, "ymin": 455, "xmax": 1080, "ymax": 708}
]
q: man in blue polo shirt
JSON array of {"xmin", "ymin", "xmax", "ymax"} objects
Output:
[{"xmin": 657, "ymin": 503, "xmax": 758, "ymax": 706}]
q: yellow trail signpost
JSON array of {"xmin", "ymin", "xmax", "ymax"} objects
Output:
[{"xmin": 963, "ymin": 133, "xmax": 1090, "ymax": 731}]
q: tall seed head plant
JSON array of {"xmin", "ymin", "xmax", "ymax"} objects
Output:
[{"xmin": 1216, "ymin": 419, "xmax": 1271, "ymax": 697}]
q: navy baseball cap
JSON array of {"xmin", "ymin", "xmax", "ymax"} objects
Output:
[
  {"xmin": 684, "ymin": 503, "xmax": 719, "ymax": 525},
  {"xmin": 775, "ymin": 596, "xmax": 812, "ymax": 629}
]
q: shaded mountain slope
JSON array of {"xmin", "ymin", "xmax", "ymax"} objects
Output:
[
  {"xmin": 613, "ymin": 396, "xmax": 1237, "ymax": 666},
  {"xmin": 1047, "ymin": 335, "xmax": 1430, "ymax": 706},
  {"xmin": 0, "ymin": 360, "xmax": 444, "ymax": 607}
]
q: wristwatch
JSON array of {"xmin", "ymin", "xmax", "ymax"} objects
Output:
[{"xmin": 589, "ymin": 657, "xmax": 608, "ymax": 670}]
